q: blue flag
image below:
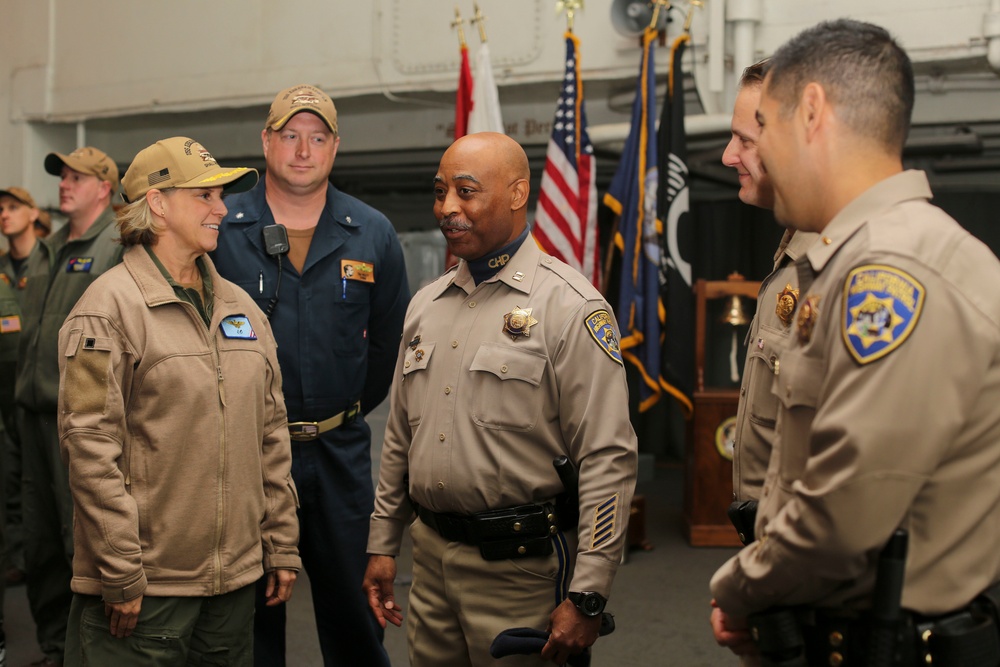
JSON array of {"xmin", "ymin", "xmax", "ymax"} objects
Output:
[{"xmin": 603, "ymin": 28, "xmax": 664, "ymax": 413}]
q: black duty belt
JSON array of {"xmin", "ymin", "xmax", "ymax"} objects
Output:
[
  {"xmin": 751, "ymin": 603, "xmax": 1000, "ymax": 666},
  {"xmin": 416, "ymin": 503, "xmax": 566, "ymax": 561},
  {"xmin": 287, "ymin": 401, "xmax": 361, "ymax": 441}
]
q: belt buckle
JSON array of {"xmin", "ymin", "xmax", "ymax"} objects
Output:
[{"xmin": 288, "ymin": 422, "xmax": 319, "ymax": 441}]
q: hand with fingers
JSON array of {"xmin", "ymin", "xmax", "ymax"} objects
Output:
[
  {"xmin": 363, "ymin": 554, "xmax": 404, "ymax": 628},
  {"xmin": 265, "ymin": 568, "xmax": 298, "ymax": 606},
  {"xmin": 106, "ymin": 595, "xmax": 143, "ymax": 638}
]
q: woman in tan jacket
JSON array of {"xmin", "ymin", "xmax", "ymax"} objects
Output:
[{"xmin": 58, "ymin": 137, "xmax": 301, "ymax": 666}]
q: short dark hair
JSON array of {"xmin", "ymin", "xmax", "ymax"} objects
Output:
[
  {"xmin": 740, "ymin": 59, "xmax": 770, "ymax": 88},
  {"xmin": 766, "ymin": 19, "xmax": 914, "ymax": 153}
]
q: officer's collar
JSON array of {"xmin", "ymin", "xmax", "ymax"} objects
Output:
[{"xmin": 467, "ymin": 227, "xmax": 529, "ymax": 286}]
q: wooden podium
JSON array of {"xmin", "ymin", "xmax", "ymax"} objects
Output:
[{"xmin": 683, "ymin": 276, "xmax": 760, "ymax": 547}]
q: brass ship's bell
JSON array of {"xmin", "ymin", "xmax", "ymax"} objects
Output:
[{"xmin": 720, "ymin": 294, "xmax": 750, "ymax": 327}]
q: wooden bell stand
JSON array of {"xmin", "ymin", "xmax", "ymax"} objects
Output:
[{"xmin": 683, "ymin": 275, "xmax": 760, "ymax": 547}]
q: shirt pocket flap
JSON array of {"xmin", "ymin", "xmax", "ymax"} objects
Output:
[
  {"xmin": 402, "ymin": 343, "xmax": 435, "ymax": 376},
  {"xmin": 469, "ymin": 343, "xmax": 546, "ymax": 386},
  {"xmin": 774, "ymin": 352, "xmax": 824, "ymax": 410}
]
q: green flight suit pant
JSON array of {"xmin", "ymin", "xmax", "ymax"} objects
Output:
[
  {"xmin": 65, "ymin": 584, "xmax": 255, "ymax": 666},
  {"xmin": 19, "ymin": 408, "xmax": 73, "ymax": 661}
]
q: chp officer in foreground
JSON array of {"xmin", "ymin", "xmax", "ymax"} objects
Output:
[
  {"xmin": 710, "ymin": 19, "xmax": 1000, "ymax": 664},
  {"xmin": 364, "ymin": 132, "xmax": 638, "ymax": 666},
  {"xmin": 212, "ymin": 84, "xmax": 409, "ymax": 667}
]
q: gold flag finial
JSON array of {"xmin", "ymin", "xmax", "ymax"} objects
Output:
[
  {"xmin": 649, "ymin": 0, "xmax": 670, "ymax": 30},
  {"xmin": 452, "ymin": 6, "xmax": 467, "ymax": 47},
  {"xmin": 556, "ymin": 0, "xmax": 584, "ymax": 33},
  {"xmin": 470, "ymin": 2, "xmax": 489, "ymax": 43},
  {"xmin": 684, "ymin": 0, "xmax": 704, "ymax": 33}
]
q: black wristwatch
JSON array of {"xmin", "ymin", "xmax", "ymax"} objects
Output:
[{"xmin": 568, "ymin": 591, "xmax": 607, "ymax": 617}]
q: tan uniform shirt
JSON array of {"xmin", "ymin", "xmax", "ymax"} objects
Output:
[
  {"xmin": 368, "ymin": 238, "xmax": 638, "ymax": 596},
  {"xmin": 733, "ymin": 230, "xmax": 818, "ymax": 502},
  {"xmin": 712, "ymin": 171, "xmax": 1000, "ymax": 617}
]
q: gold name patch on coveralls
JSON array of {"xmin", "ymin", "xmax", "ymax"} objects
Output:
[{"xmin": 341, "ymin": 260, "xmax": 375, "ymax": 283}]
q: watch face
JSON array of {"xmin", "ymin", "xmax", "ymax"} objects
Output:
[{"xmin": 582, "ymin": 595, "xmax": 603, "ymax": 615}]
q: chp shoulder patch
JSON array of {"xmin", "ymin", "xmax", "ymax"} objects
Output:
[
  {"xmin": 585, "ymin": 310, "xmax": 623, "ymax": 366},
  {"xmin": 842, "ymin": 265, "xmax": 925, "ymax": 365},
  {"xmin": 220, "ymin": 315, "xmax": 258, "ymax": 340}
]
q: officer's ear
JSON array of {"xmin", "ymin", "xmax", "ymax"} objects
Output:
[{"xmin": 509, "ymin": 178, "xmax": 529, "ymax": 212}]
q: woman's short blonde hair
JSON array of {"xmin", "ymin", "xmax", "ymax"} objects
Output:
[{"xmin": 116, "ymin": 191, "xmax": 166, "ymax": 247}]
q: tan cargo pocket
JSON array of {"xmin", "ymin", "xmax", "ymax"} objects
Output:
[{"xmin": 64, "ymin": 331, "xmax": 114, "ymax": 414}]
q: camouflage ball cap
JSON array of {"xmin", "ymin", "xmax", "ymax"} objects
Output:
[
  {"xmin": 44, "ymin": 147, "xmax": 120, "ymax": 189},
  {"xmin": 121, "ymin": 137, "xmax": 258, "ymax": 203},
  {"xmin": 266, "ymin": 84, "xmax": 338, "ymax": 134}
]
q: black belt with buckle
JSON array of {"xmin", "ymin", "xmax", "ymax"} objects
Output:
[
  {"xmin": 416, "ymin": 503, "xmax": 565, "ymax": 561},
  {"xmin": 287, "ymin": 401, "xmax": 361, "ymax": 442}
]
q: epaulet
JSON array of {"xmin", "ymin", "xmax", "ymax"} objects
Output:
[{"xmin": 538, "ymin": 254, "xmax": 603, "ymax": 302}]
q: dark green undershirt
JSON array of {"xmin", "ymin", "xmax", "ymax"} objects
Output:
[{"xmin": 144, "ymin": 245, "xmax": 214, "ymax": 328}]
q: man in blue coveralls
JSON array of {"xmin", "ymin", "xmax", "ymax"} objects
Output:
[{"xmin": 212, "ymin": 84, "xmax": 409, "ymax": 667}]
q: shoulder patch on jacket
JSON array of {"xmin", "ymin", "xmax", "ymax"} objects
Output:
[
  {"xmin": 586, "ymin": 310, "xmax": 624, "ymax": 366},
  {"xmin": 842, "ymin": 265, "xmax": 924, "ymax": 365}
]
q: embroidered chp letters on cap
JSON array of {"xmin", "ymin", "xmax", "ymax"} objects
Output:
[{"xmin": 842, "ymin": 264, "xmax": 925, "ymax": 365}]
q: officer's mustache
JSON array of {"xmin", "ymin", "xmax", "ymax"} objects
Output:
[{"xmin": 438, "ymin": 216, "xmax": 471, "ymax": 232}]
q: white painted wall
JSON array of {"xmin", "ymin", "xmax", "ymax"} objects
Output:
[{"xmin": 0, "ymin": 0, "xmax": 997, "ymax": 210}]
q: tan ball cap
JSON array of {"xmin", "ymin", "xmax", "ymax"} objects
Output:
[
  {"xmin": 0, "ymin": 186, "xmax": 38, "ymax": 209},
  {"xmin": 121, "ymin": 137, "xmax": 258, "ymax": 204},
  {"xmin": 44, "ymin": 147, "xmax": 120, "ymax": 189},
  {"xmin": 266, "ymin": 84, "xmax": 338, "ymax": 134}
]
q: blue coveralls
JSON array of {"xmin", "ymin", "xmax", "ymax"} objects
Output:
[{"xmin": 212, "ymin": 176, "xmax": 409, "ymax": 667}]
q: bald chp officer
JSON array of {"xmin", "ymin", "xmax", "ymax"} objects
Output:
[
  {"xmin": 722, "ymin": 62, "xmax": 818, "ymax": 536},
  {"xmin": 364, "ymin": 133, "xmax": 638, "ymax": 666},
  {"xmin": 17, "ymin": 147, "xmax": 123, "ymax": 667},
  {"xmin": 711, "ymin": 19, "xmax": 1000, "ymax": 663}
]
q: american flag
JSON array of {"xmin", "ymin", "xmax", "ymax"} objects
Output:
[{"xmin": 533, "ymin": 32, "xmax": 599, "ymax": 288}]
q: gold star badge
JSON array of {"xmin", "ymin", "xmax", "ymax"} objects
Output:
[
  {"xmin": 503, "ymin": 307, "xmax": 538, "ymax": 340},
  {"xmin": 775, "ymin": 284, "xmax": 799, "ymax": 326}
]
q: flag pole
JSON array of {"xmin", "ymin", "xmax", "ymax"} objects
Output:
[
  {"xmin": 683, "ymin": 0, "xmax": 704, "ymax": 33},
  {"xmin": 649, "ymin": 0, "xmax": 670, "ymax": 31},
  {"xmin": 556, "ymin": 0, "xmax": 584, "ymax": 33},
  {"xmin": 470, "ymin": 2, "xmax": 489, "ymax": 43},
  {"xmin": 451, "ymin": 6, "xmax": 467, "ymax": 47}
]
